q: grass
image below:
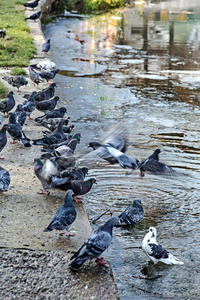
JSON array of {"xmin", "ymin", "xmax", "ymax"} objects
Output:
[
  {"xmin": 10, "ymin": 67, "xmax": 27, "ymax": 76},
  {"xmin": 0, "ymin": 0, "xmax": 36, "ymax": 67},
  {"xmin": 0, "ymin": 81, "xmax": 9, "ymax": 98}
]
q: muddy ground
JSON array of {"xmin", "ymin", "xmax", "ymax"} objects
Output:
[{"xmin": 0, "ymin": 6, "xmax": 118, "ymax": 300}]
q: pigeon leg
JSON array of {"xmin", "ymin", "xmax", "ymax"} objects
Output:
[
  {"xmin": 3, "ymin": 114, "xmax": 8, "ymax": 118},
  {"xmin": 29, "ymin": 116, "xmax": 33, "ymax": 120},
  {"xmin": 0, "ymin": 156, "xmax": 4, "ymax": 159},
  {"xmin": 140, "ymin": 171, "xmax": 145, "ymax": 177},
  {"xmin": 74, "ymin": 196, "xmax": 82, "ymax": 203},
  {"xmin": 95, "ymin": 257, "xmax": 107, "ymax": 266},
  {"xmin": 10, "ymin": 140, "xmax": 18, "ymax": 144},
  {"xmin": 59, "ymin": 230, "xmax": 64, "ymax": 236},
  {"xmin": 67, "ymin": 231, "xmax": 75, "ymax": 236},
  {"xmin": 37, "ymin": 189, "xmax": 50, "ymax": 195}
]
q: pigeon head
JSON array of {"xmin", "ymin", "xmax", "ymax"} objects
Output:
[
  {"xmin": 149, "ymin": 226, "xmax": 157, "ymax": 239},
  {"xmin": 8, "ymin": 91, "xmax": 14, "ymax": 96},
  {"xmin": 59, "ymin": 107, "xmax": 67, "ymax": 114},
  {"xmin": 132, "ymin": 199, "xmax": 142, "ymax": 207},
  {"xmin": 64, "ymin": 189, "xmax": 74, "ymax": 204},
  {"xmin": 81, "ymin": 167, "xmax": 88, "ymax": 176},
  {"xmin": 72, "ymin": 133, "xmax": 81, "ymax": 142},
  {"xmin": 88, "ymin": 141, "xmax": 102, "ymax": 150},
  {"xmin": 101, "ymin": 216, "xmax": 119, "ymax": 232},
  {"xmin": 149, "ymin": 148, "xmax": 161, "ymax": 160},
  {"xmin": 1, "ymin": 124, "xmax": 9, "ymax": 132}
]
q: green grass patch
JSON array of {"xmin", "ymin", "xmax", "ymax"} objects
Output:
[
  {"xmin": 10, "ymin": 67, "xmax": 27, "ymax": 76},
  {"xmin": 0, "ymin": 0, "xmax": 36, "ymax": 67},
  {"xmin": 0, "ymin": 81, "xmax": 9, "ymax": 98}
]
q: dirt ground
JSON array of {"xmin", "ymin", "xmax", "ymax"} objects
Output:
[{"xmin": 0, "ymin": 5, "xmax": 119, "ymax": 300}]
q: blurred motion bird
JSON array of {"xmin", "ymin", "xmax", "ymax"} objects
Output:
[
  {"xmin": 69, "ymin": 216, "xmax": 118, "ymax": 271},
  {"xmin": 142, "ymin": 227, "xmax": 184, "ymax": 265},
  {"xmin": 43, "ymin": 189, "xmax": 77, "ymax": 236},
  {"xmin": 139, "ymin": 149, "xmax": 177, "ymax": 177}
]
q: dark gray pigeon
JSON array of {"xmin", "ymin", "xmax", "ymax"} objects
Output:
[
  {"xmin": 0, "ymin": 124, "xmax": 8, "ymax": 159},
  {"xmin": 33, "ymin": 120, "xmax": 65, "ymax": 146},
  {"xmin": 7, "ymin": 113, "xmax": 31, "ymax": 147},
  {"xmin": 25, "ymin": 10, "xmax": 41, "ymax": 21},
  {"xmin": 42, "ymin": 132, "xmax": 81, "ymax": 150},
  {"xmin": 2, "ymin": 75, "xmax": 28, "ymax": 91},
  {"xmin": 35, "ymin": 96, "xmax": 59, "ymax": 114},
  {"xmin": 0, "ymin": 166, "xmax": 10, "ymax": 192},
  {"xmin": 117, "ymin": 200, "xmax": 144, "ymax": 226},
  {"xmin": 29, "ymin": 66, "xmax": 44, "ymax": 86},
  {"xmin": 59, "ymin": 167, "xmax": 88, "ymax": 181},
  {"xmin": 43, "ymin": 189, "xmax": 77, "ymax": 236},
  {"xmin": 34, "ymin": 157, "xmax": 59, "ymax": 194},
  {"xmin": 35, "ymin": 107, "xmax": 67, "ymax": 123},
  {"xmin": 34, "ymin": 83, "xmax": 56, "ymax": 101},
  {"xmin": 42, "ymin": 39, "xmax": 51, "ymax": 54},
  {"xmin": 0, "ymin": 91, "xmax": 15, "ymax": 116},
  {"xmin": 41, "ymin": 138, "xmax": 78, "ymax": 159},
  {"xmin": 22, "ymin": 91, "xmax": 36, "ymax": 119},
  {"xmin": 40, "ymin": 69, "xmax": 60, "ymax": 83},
  {"xmin": 13, "ymin": 104, "xmax": 27, "ymax": 128},
  {"xmin": 69, "ymin": 216, "xmax": 118, "ymax": 270},
  {"xmin": 24, "ymin": 0, "xmax": 40, "ymax": 9},
  {"xmin": 139, "ymin": 149, "xmax": 177, "ymax": 177}
]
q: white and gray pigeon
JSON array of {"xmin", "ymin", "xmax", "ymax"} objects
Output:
[
  {"xmin": 13, "ymin": 104, "xmax": 27, "ymax": 128},
  {"xmin": 142, "ymin": 227, "xmax": 184, "ymax": 265},
  {"xmin": 42, "ymin": 39, "xmax": 51, "ymax": 54},
  {"xmin": 43, "ymin": 189, "xmax": 77, "ymax": 236},
  {"xmin": 0, "ymin": 166, "xmax": 10, "ymax": 192},
  {"xmin": 29, "ymin": 66, "xmax": 44, "ymax": 86},
  {"xmin": 118, "ymin": 199, "xmax": 144, "ymax": 226},
  {"xmin": 0, "ymin": 91, "xmax": 15, "ymax": 116},
  {"xmin": 139, "ymin": 149, "xmax": 177, "ymax": 177},
  {"xmin": 69, "ymin": 216, "xmax": 118, "ymax": 270},
  {"xmin": 30, "ymin": 60, "xmax": 57, "ymax": 71}
]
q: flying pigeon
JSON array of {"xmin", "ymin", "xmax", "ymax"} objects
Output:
[
  {"xmin": 25, "ymin": 10, "xmax": 41, "ymax": 21},
  {"xmin": 0, "ymin": 124, "xmax": 8, "ymax": 159},
  {"xmin": 34, "ymin": 83, "xmax": 56, "ymax": 101},
  {"xmin": 69, "ymin": 216, "xmax": 118, "ymax": 271},
  {"xmin": 34, "ymin": 157, "xmax": 59, "ymax": 194},
  {"xmin": 0, "ymin": 91, "xmax": 15, "ymax": 117},
  {"xmin": 7, "ymin": 113, "xmax": 31, "ymax": 147},
  {"xmin": 42, "ymin": 39, "xmax": 51, "ymax": 54},
  {"xmin": 35, "ymin": 96, "xmax": 59, "ymax": 114},
  {"xmin": 35, "ymin": 107, "xmax": 67, "ymax": 123},
  {"xmin": 142, "ymin": 227, "xmax": 184, "ymax": 265},
  {"xmin": 22, "ymin": 91, "xmax": 37, "ymax": 119},
  {"xmin": 32, "ymin": 120, "xmax": 65, "ymax": 146},
  {"xmin": 117, "ymin": 199, "xmax": 144, "ymax": 226},
  {"xmin": 30, "ymin": 60, "xmax": 57, "ymax": 71},
  {"xmin": 29, "ymin": 66, "xmax": 44, "ymax": 86},
  {"xmin": 2, "ymin": 75, "xmax": 28, "ymax": 91},
  {"xmin": 139, "ymin": 149, "xmax": 177, "ymax": 177},
  {"xmin": 0, "ymin": 166, "xmax": 10, "ymax": 192},
  {"xmin": 43, "ymin": 189, "xmax": 77, "ymax": 236},
  {"xmin": 13, "ymin": 104, "xmax": 27, "ymax": 128},
  {"xmin": 39, "ymin": 69, "xmax": 60, "ymax": 83},
  {"xmin": 24, "ymin": 0, "xmax": 40, "ymax": 10}
]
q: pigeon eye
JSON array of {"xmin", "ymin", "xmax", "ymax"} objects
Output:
[{"xmin": 147, "ymin": 239, "xmax": 150, "ymax": 242}]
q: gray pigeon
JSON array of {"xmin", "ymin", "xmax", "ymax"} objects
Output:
[
  {"xmin": 69, "ymin": 216, "xmax": 118, "ymax": 270},
  {"xmin": 42, "ymin": 39, "xmax": 51, "ymax": 54},
  {"xmin": 34, "ymin": 157, "xmax": 59, "ymax": 194},
  {"xmin": 35, "ymin": 107, "xmax": 66, "ymax": 123},
  {"xmin": 29, "ymin": 66, "xmax": 44, "ymax": 86},
  {"xmin": 25, "ymin": 10, "xmax": 41, "ymax": 21},
  {"xmin": 22, "ymin": 91, "xmax": 36, "ymax": 119},
  {"xmin": 117, "ymin": 199, "xmax": 144, "ymax": 226},
  {"xmin": 35, "ymin": 96, "xmax": 59, "ymax": 114},
  {"xmin": 2, "ymin": 75, "xmax": 28, "ymax": 91},
  {"xmin": 41, "ymin": 138, "xmax": 78, "ymax": 159},
  {"xmin": 0, "ymin": 91, "xmax": 15, "ymax": 116},
  {"xmin": 34, "ymin": 83, "xmax": 56, "ymax": 101},
  {"xmin": 0, "ymin": 124, "xmax": 8, "ymax": 159},
  {"xmin": 40, "ymin": 69, "xmax": 60, "ymax": 83},
  {"xmin": 24, "ymin": 0, "xmax": 40, "ymax": 10},
  {"xmin": 139, "ymin": 149, "xmax": 177, "ymax": 177},
  {"xmin": 7, "ymin": 113, "xmax": 31, "ymax": 147},
  {"xmin": 13, "ymin": 104, "xmax": 27, "ymax": 128},
  {"xmin": 0, "ymin": 166, "xmax": 10, "ymax": 192},
  {"xmin": 43, "ymin": 189, "xmax": 77, "ymax": 236}
]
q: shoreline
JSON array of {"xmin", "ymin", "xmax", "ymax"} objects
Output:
[{"xmin": 0, "ymin": 1, "xmax": 119, "ymax": 299}]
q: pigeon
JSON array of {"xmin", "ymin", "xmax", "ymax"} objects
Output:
[
  {"xmin": 0, "ymin": 166, "xmax": 10, "ymax": 192},
  {"xmin": 142, "ymin": 227, "xmax": 184, "ymax": 265},
  {"xmin": 2, "ymin": 75, "xmax": 28, "ymax": 91},
  {"xmin": 22, "ymin": 91, "xmax": 37, "ymax": 119},
  {"xmin": 39, "ymin": 69, "xmax": 60, "ymax": 83},
  {"xmin": 34, "ymin": 157, "xmax": 59, "ymax": 194},
  {"xmin": 117, "ymin": 199, "xmax": 144, "ymax": 226},
  {"xmin": 24, "ymin": 0, "xmax": 40, "ymax": 10},
  {"xmin": 51, "ymin": 177, "xmax": 96, "ymax": 201},
  {"xmin": 25, "ymin": 10, "xmax": 41, "ymax": 21},
  {"xmin": 34, "ymin": 83, "xmax": 56, "ymax": 101},
  {"xmin": 42, "ymin": 39, "xmax": 51, "ymax": 54},
  {"xmin": 41, "ymin": 138, "xmax": 78, "ymax": 159},
  {"xmin": 0, "ymin": 29, "xmax": 6, "ymax": 39},
  {"xmin": 43, "ymin": 189, "xmax": 77, "ymax": 236},
  {"xmin": 13, "ymin": 104, "xmax": 27, "ymax": 128},
  {"xmin": 42, "ymin": 122, "xmax": 73, "ymax": 134},
  {"xmin": 7, "ymin": 113, "xmax": 31, "ymax": 147},
  {"xmin": 69, "ymin": 216, "xmax": 118, "ymax": 271},
  {"xmin": 0, "ymin": 91, "xmax": 15, "ymax": 117},
  {"xmin": 33, "ymin": 120, "xmax": 65, "ymax": 146},
  {"xmin": 59, "ymin": 167, "xmax": 88, "ymax": 181},
  {"xmin": 0, "ymin": 114, "xmax": 2, "ymax": 126},
  {"xmin": 35, "ymin": 96, "xmax": 59, "ymax": 114},
  {"xmin": 29, "ymin": 66, "xmax": 44, "ymax": 86},
  {"xmin": 0, "ymin": 124, "xmax": 8, "ymax": 159},
  {"xmin": 30, "ymin": 60, "xmax": 57, "ymax": 71},
  {"xmin": 139, "ymin": 149, "xmax": 177, "ymax": 177},
  {"xmin": 42, "ymin": 132, "xmax": 81, "ymax": 150},
  {"xmin": 35, "ymin": 107, "xmax": 67, "ymax": 123}
]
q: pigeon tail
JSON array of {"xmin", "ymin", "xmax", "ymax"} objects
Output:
[{"xmin": 21, "ymin": 139, "xmax": 32, "ymax": 147}]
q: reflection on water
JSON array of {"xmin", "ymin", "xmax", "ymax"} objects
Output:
[{"xmin": 43, "ymin": 1, "xmax": 200, "ymax": 299}]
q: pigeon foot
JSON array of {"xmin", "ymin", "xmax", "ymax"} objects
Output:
[
  {"xmin": 10, "ymin": 141, "xmax": 18, "ymax": 144},
  {"xmin": 74, "ymin": 196, "xmax": 82, "ymax": 203},
  {"xmin": 67, "ymin": 231, "xmax": 75, "ymax": 236},
  {"xmin": 95, "ymin": 257, "xmax": 107, "ymax": 266},
  {"xmin": 37, "ymin": 189, "xmax": 50, "ymax": 195}
]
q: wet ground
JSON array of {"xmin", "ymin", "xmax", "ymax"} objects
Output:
[{"xmin": 42, "ymin": 1, "xmax": 200, "ymax": 299}]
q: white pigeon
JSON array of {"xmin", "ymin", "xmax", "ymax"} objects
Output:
[
  {"xmin": 36, "ymin": 60, "xmax": 57, "ymax": 71},
  {"xmin": 142, "ymin": 227, "xmax": 184, "ymax": 265}
]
